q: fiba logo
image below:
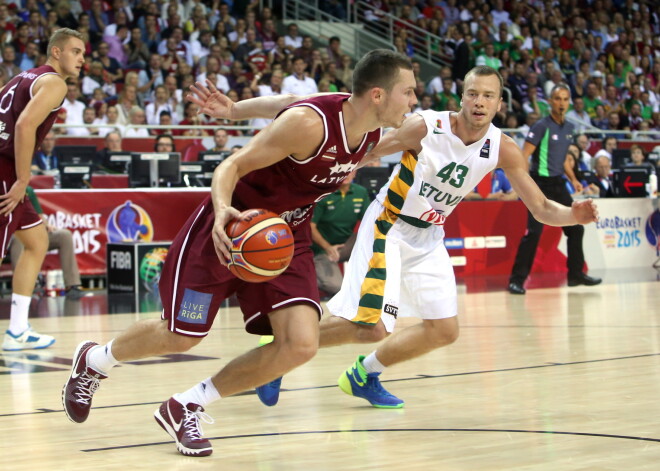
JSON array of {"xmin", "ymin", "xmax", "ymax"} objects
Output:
[
  {"xmin": 265, "ymin": 230, "xmax": 279, "ymax": 245},
  {"xmin": 106, "ymin": 201, "xmax": 154, "ymax": 243},
  {"xmin": 139, "ymin": 247, "xmax": 169, "ymax": 292},
  {"xmin": 645, "ymin": 210, "xmax": 660, "ymax": 249}
]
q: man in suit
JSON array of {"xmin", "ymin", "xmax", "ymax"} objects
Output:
[
  {"xmin": 589, "ymin": 156, "xmax": 615, "ymax": 197},
  {"xmin": 451, "ymin": 28, "xmax": 470, "ymax": 86}
]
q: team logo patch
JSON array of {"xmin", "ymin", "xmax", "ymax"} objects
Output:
[
  {"xmin": 479, "ymin": 139, "xmax": 491, "ymax": 158},
  {"xmin": 177, "ymin": 289, "xmax": 213, "ymax": 324},
  {"xmin": 383, "ymin": 304, "xmax": 398, "ymax": 318}
]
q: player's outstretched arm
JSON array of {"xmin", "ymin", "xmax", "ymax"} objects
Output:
[
  {"xmin": 209, "ymin": 106, "xmax": 324, "ymax": 264},
  {"xmin": 357, "ymin": 114, "xmax": 427, "ymax": 168},
  {"xmin": 500, "ymin": 136, "xmax": 598, "ymax": 226},
  {"xmin": 187, "ymin": 79, "xmax": 337, "ymax": 121}
]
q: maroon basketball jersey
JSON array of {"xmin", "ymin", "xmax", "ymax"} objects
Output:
[
  {"xmin": 233, "ymin": 94, "xmax": 382, "ymax": 234},
  {"xmin": 0, "ymin": 65, "xmax": 64, "ymax": 166}
]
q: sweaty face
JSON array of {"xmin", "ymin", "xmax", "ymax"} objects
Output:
[
  {"xmin": 378, "ymin": 68, "xmax": 417, "ymax": 129},
  {"xmin": 58, "ymin": 37, "xmax": 86, "ymax": 79},
  {"xmin": 460, "ymin": 74, "xmax": 502, "ymax": 128}
]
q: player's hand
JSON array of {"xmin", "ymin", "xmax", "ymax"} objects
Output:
[
  {"xmin": 187, "ymin": 79, "xmax": 235, "ymax": 119},
  {"xmin": 0, "ymin": 180, "xmax": 27, "ymax": 217},
  {"xmin": 212, "ymin": 206, "xmax": 241, "ymax": 266},
  {"xmin": 325, "ymin": 244, "xmax": 343, "ymax": 263},
  {"xmin": 571, "ymin": 198, "xmax": 599, "ymax": 224}
]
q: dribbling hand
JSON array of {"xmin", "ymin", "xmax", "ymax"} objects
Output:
[
  {"xmin": 571, "ymin": 199, "xmax": 599, "ymax": 224},
  {"xmin": 187, "ymin": 79, "xmax": 235, "ymax": 120},
  {"xmin": 212, "ymin": 206, "xmax": 241, "ymax": 266}
]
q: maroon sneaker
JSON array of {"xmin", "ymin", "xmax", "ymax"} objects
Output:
[
  {"xmin": 62, "ymin": 341, "xmax": 107, "ymax": 423},
  {"xmin": 154, "ymin": 397, "xmax": 214, "ymax": 457}
]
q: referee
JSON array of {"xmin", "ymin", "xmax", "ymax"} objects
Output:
[{"xmin": 508, "ymin": 84, "xmax": 601, "ymax": 294}]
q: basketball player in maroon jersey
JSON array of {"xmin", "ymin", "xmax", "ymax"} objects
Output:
[
  {"xmin": 0, "ymin": 28, "xmax": 85, "ymax": 351},
  {"xmin": 63, "ymin": 49, "xmax": 417, "ymax": 456}
]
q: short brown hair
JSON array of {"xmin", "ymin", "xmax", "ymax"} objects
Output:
[
  {"xmin": 47, "ymin": 28, "xmax": 84, "ymax": 57},
  {"xmin": 464, "ymin": 66, "xmax": 504, "ymax": 97},
  {"xmin": 352, "ymin": 49, "xmax": 412, "ymax": 97}
]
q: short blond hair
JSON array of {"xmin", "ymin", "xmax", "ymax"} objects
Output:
[{"xmin": 47, "ymin": 28, "xmax": 84, "ymax": 58}]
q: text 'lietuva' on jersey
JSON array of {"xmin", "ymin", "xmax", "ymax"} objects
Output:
[
  {"xmin": 0, "ymin": 65, "xmax": 63, "ymax": 167},
  {"xmin": 376, "ymin": 110, "xmax": 500, "ymax": 228}
]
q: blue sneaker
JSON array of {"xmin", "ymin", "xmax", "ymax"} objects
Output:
[
  {"xmin": 3, "ymin": 326, "xmax": 55, "ymax": 351},
  {"xmin": 337, "ymin": 355, "xmax": 404, "ymax": 409},
  {"xmin": 255, "ymin": 336, "xmax": 283, "ymax": 407}
]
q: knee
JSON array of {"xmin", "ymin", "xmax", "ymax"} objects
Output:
[
  {"xmin": 424, "ymin": 320, "xmax": 460, "ymax": 348},
  {"xmin": 356, "ymin": 322, "xmax": 388, "ymax": 343},
  {"xmin": 278, "ymin": 338, "xmax": 318, "ymax": 366}
]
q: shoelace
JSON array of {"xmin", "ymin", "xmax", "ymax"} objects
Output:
[
  {"xmin": 183, "ymin": 407, "xmax": 215, "ymax": 440},
  {"xmin": 75, "ymin": 371, "xmax": 102, "ymax": 405},
  {"xmin": 366, "ymin": 375, "xmax": 396, "ymax": 398}
]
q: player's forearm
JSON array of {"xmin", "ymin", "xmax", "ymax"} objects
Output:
[
  {"xmin": 14, "ymin": 123, "xmax": 36, "ymax": 184},
  {"xmin": 211, "ymin": 159, "xmax": 240, "ymax": 214},
  {"xmin": 532, "ymin": 199, "xmax": 577, "ymax": 227},
  {"xmin": 229, "ymin": 93, "xmax": 301, "ymax": 120}
]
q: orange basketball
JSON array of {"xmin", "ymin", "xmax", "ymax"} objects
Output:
[{"xmin": 225, "ymin": 209, "xmax": 294, "ymax": 282}]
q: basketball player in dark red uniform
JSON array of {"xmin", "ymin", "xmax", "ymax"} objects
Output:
[
  {"xmin": 0, "ymin": 29, "xmax": 85, "ymax": 351},
  {"xmin": 63, "ymin": 49, "xmax": 417, "ymax": 457}
]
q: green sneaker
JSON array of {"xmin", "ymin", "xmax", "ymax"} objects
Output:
[{"xmin": 337, "ymin": 355, "xmax": 404, "ymax": 408}]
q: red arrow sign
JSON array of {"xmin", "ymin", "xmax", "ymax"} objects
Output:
[{"xmin": 623, "ymin": 175, "xmax": 644, "ymax": 194}]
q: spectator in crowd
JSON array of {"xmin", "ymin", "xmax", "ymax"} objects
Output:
[
  {"xmin": 606, "ymin": 112, "xmax": 628, "ymax": 139},
  {"xmin": 62, "ymin": 83, "xmax": 86, "ymax": 136},
  {"xmin": 31, "ymin": 131, "xmax": 59, "ymax": 175},
  {"xmin": 154, "ymin": 133, "xmax": 176, "ymax": 154},
  {"xmin": 282, "ymin": 56, "xmax": 318, "ymax": 95},
  {"xmin": 126, "ymin": 26, "xmax": 151, "ymax": 69},
  {"xmin": 564, "ymin": 144, "xmax": 599, "ymax": 197},
  {"xmin": 9, "ymin": 187, "xmax": 87, "ymax": 299},
  {"xmin": 145, "ymin": 85, "xmax": 177, "ymax": 126},
  {"xmin": 486, "ymin": 168, "xmax": 518, "ymax": 200},
  {"xmin": 196, "ymin": 55, "xmax": 230, "ymax": 93},
  {"xmin": 116, "ymin": 85, "xmax": 142, "ymax": 126},
  {"xmin": 18, "ymin": 40, "xmax": 40, "ymax": 71},
  {"xmin": 566, "ymin": 97, "xmax": 592, "ymax": 133},
  {"xmin": 594, "ymin": 136, "xmax": 617, "ymax": 162},
  {"xmin": 283, "ymin": 23, "xmax": 302, "ymax": 50},
  {"xmin": 67, "ymin": 106, "xmax": 100, "ymax": 137},
  {"xmin": 434, "ymin": 77, "xmax": 460, "ymax": 111},
  {"xmin": 93, "ymin": 131, "xmax": 125, "ymax": 173},
  {"xmin": 209, "ymin": 129, "xmax": 230, "ymax": 152},
  {"xmin": 583, "ymin": 82, "xmax": 604, "ymax": 118},
  {"xmin": 312, "ymin": 171, "xmax": 369, "ymax": 297},
  {"xmin": 95, "ymin": 105, "xmax": 123, "ymax": 138},
  {"xmin": 0, "ymin": 45, "xmax": 21, "ymax": 80},
  {"xmin": 93, "ymin": 41, "xmax": 123, "ymax": 83},
  {"xmin": 575, "ymin": 134, "xmax": 594, "ymax": 170},
  {"xmin": 591, "ymin": 104, "xmax": 609, "ymax": 130},
  {"xmin": 588, "ymin": 156, "xmax": 615, "ymax": 197},
  {"xmin": 123, "ymin": 106, "xmax": 149, "ymax": 137},
  {"xmin": 138, "ymin": 54, "xmax": 166, "ymax": 102},
  {"xmin": 627, "ymin": 144, "xmax": 656, "ymax": 172}
]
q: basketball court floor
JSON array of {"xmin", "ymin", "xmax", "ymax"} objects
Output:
[{"xmin": 1, "ymin": 268, "xmax": 659, "ymax": 470}]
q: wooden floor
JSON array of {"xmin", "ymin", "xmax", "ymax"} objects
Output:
[{"xmin": 2, "ymin": 275, "xmax": 660, "ymax": 470}]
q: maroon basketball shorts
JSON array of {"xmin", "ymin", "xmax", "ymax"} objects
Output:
[
  {"xmin": 158, "ymin": 197, "xmax": 322, "ymax": 337},
  {"xmin": 0, "ymin": 179, "xmax": 42, "ymax": 258}
]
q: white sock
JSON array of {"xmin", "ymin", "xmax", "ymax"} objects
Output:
[
  {"xmin": 362, "ymin": 352, "xmax": 386, "ymax": 374},
  {"xmin": 88, "ymin": 340, "xmax": 119, "ymax": 375},
  {"xmin": 175, "ymin": 377, "xmax": 221, "ymax": 408},
  {"xmin": 8, "ymin": 293, "xmax": 31, "ymax": 335}
]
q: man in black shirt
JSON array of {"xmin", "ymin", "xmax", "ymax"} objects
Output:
[{"xmin": 509, "ymin": 84, "xmax": 602, "ymax": 294}]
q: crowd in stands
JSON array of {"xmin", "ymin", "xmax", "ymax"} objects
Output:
[
  {"xmin": 360, "ymin": 0, "xmax": 660, "ymax": 144},
  {"xmin": 0, "ymin": 0, "xmax": 657, "ymax": 160}
]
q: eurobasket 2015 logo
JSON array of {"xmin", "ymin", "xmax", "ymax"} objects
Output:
[
  {"xmin": 106, "ymin": 201, "xmax": 154, "ymax": 243},
  {"xmin": 139, "ymin": 247, "xmax": 169, "ymax": 292}
]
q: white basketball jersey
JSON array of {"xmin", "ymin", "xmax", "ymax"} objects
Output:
[{"xmin": 376, "ymin": 110, "xmax": 500, "ymax": 227}]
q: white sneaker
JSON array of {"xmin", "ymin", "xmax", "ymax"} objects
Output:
[{"xmin": 2, "ymin": 327, "xmax": 55, "ymax": 351}]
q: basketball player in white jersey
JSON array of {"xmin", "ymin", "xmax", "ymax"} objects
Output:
[{"xmin": 320, "ymin": 66, "xmax": 599, "ymax": 408}]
